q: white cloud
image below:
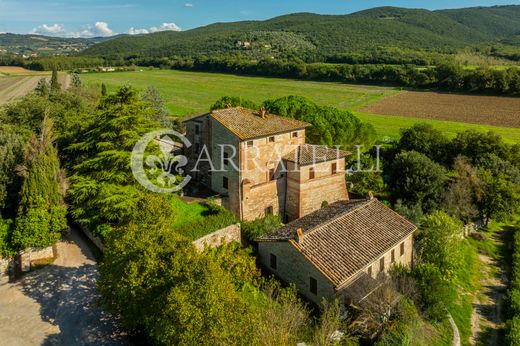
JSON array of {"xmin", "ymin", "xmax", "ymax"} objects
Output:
[
  {"xmin": 30, "ymin": 23, "xmax": 66, "ymax": 35},
  {"xmin": 94, "ymin": 22, "xmax": 114, "ymax": 36},
  {"xmin": 128, "ymin": 22, "xmax": 181, "ymax": 35},
  {"xmin": 29, "ymin": 22, "xmax": 117, "ymax": 38},
  {"xmin": 128, "ymin": 27, "xmax": 149, "ymax": 35},
  {"xmin": 184, "ymin": 3, "xmax": 193, "ymax": 7}
]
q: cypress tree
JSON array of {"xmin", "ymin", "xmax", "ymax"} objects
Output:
[
  {"xmin": 101, "ymin": 83, "xmax": 107, "ymax": 96},
  {"xmin": 13, "ymin": 115, "xmax": 67, "ymax": 250},
  {"xmin": 50, "ymin": 67, "xmax": 61, "ymax": 93}
]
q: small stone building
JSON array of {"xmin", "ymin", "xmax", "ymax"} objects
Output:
[
  {"xmin": 184, "ymin": 107, "xmax": 349, "ymax": 221},
  {"xmin": 256, "ymin": 198, "xmax": 417, "ymax": 305}
]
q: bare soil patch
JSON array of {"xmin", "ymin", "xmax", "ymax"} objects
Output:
[{"xmin": 359, "ymin": 91, "xmax": 520, "ymax": 128}]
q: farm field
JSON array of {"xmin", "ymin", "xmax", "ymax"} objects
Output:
[
  {"xmin": 83, "ymin": 69, "xmax": 520, "ymax": 144},
  {"xmin": 81, "ymin": 69, "xmax": 399, "ymax": 115},
  {"xmin": 0, "ymin": 69, "xmax": 69, "ymax": 105},
  {"xmin": 0, "ymin": 66, "xmax": 49, "ymax": 76},
  {"xmin": 359, "ymin": 91, "xmax": 520, "ymax": 128}
]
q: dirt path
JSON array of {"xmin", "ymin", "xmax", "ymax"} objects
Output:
[
  {"xmin": 0, "ymin": 228, "xmax": 128, "ymax": 346},
  {"xmin": 470, "ymin": 236, "xmax": 508, "ymax": 345}
]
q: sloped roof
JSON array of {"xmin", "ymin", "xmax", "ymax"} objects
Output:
[
  {"xmin": 257, "ymin": 199, "xmax": 417, "ymax": 287},
  {"xmin": 284, "ymin": 144, "xmax": 350, "ymax": 166},
  {"xmin": 187, "ymin": 107, "xmax": 310, "ymax": 140}
]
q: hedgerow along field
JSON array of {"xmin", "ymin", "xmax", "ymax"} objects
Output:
[{"xmin": 80, "ymin": 69, "xmax": 520, "ymax": 143}]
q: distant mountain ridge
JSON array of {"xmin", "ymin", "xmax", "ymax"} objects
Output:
[
  {"xmin": 2, "ymin": 5, "xmax": 520, "ymax": 59},
  {"xmin": 77, "ymin": 5, "xmax": 520, "ymax": 59}
]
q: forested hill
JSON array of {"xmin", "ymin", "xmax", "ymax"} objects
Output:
[
  {"xmin": 80, "ymin": 5, "xmax": 520, "ymax": 60},
  {"xmin": 0, "ymin": 33, "xmax": 110, "ymax": 55}
]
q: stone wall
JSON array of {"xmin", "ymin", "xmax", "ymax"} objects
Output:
[
  {"xmin": 258, "ymin": 241, "xmax": 335, "ymax": 305},
  {"xmin": 193, "ymin": 223, "xmax": 241, "ymax": 252},
  {"xmin": 80, "ymin": 225, "xmax": 105, "ymax": 253},
  {"xmin": 286, "ymin": 158, "xmax": 348, "ymax": 221},
  {"xmin": 0, "ymin": 257, "xmax": 10, "ymax": 283},
  {"xmin": 19, "ymin": 246, "xmax": 56, "ymax": 272}
]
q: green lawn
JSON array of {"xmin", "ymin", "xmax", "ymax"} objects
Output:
[
  {"xmin": 82, "ymin": 69, "xmax": 520, "ymax": 144},
  {"xmin": 170, "ymin": 196, "xmax": 209, "ymax": 230}
]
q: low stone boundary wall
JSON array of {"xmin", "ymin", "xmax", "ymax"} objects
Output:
[
  {"xmin": 193, "ymin": 223, "xmax": 241, "ymax": 252},
  {"xmin": 79, "ymin": 225, "xmax": 105, "ymax": 253},
  {"xmin": 0, "ymin": 257, "xmax": 10, "ymax": 284},
  {"xmin": 19, "ymin": 246, "xmax": 56, "ymax": 272}
]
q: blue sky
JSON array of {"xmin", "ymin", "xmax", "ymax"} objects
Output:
[{"xmin": 0, "ymin": 0, "xmax": 517, "ymax": 37}]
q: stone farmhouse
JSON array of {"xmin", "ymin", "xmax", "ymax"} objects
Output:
[
  {"xmin": 184, "ymin": 107, "xmax": 349, "ymax": 221},
  {"xmin": 184, "ymin": 107, "xmax": 417, "ymax": 304},
  {"xmin": 256, "ymin": 198, "xmax": 417, "ymax": 305}
]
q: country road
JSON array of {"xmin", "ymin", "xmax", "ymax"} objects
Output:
[{"xmin": 0, "ymin": 228, "xmax": 128, "ymax": 346}]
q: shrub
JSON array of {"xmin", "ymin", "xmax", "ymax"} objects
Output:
[
  {"xmin": 241, "ymin": 214, "xmax": 282, "ymax": 242},
  {"xmin": 177, "ymin": 203, "xmax": 237, "ymax": 240},
  {"xmin": 507, "ymin": 316, "xmax": 520, "ymax": 346}
]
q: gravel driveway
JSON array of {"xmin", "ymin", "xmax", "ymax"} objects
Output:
[{"xmin": 0, "ymin": 228, "xmax": 128, "ymax": 346}]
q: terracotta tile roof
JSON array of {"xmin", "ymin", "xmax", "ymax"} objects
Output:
[
  {"xmin": 207, "ymin": 107, "xmax": 311, "ymax": 140},
  {"xmin": 257, "ymin": 199, "xmax": 417, "ymax": 287},
  {"xmin": 284, "ymin": 144, "xmax": 350, "ymax": 166}
]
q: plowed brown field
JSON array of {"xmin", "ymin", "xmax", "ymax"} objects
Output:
[{"xmin": 359, "ymin": 91, "xmax": 520, "ymax": 128}]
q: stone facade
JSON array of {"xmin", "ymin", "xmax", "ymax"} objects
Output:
[
  {"xmin": 258, "ymin": 241, "xmax": 335, "ymax": 305},
  {"xmin": 258, "ymin": 233, "xmax": 414, "ymax": 305},
  {"xmin": 286, "ymin": 159, "xmax": 348, "ymax": 221},
  {"xmin": 184, "ymin": 111, "xmax": 348, "ymax": 221}
]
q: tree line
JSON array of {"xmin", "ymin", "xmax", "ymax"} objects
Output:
[{"xmin": 126, "ymin": 56, "xmax": 520, "ymax": 95}]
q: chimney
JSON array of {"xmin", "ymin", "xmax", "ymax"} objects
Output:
[
  {"xmin": 259, "ymin": 107, "xmax": 267, "ymax": 119},
  {"xmin": 367, "ymin": 191, "xmax": 374, "ymax": 200},
  {"xmin": 295, "ymin": 228, "xmax": 304, "ymax": 244},
  {"xmin": 225, "ymin": 103, "xmax": 232, "ymax": 109}
]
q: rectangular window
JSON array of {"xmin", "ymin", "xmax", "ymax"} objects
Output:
[
  {"xmin": 400, "ymin": 242, "xmax": 405, "ymax": 256},
  {"xmin": 265, "ymin": 206, "xmax": 273, "ymax": 216},
  {"xmin": 268, "ymin": 136, "xmax": 275, "ymax": 143},
  {"xmin": 223, "ymin": 176, "xmax": 228, "ymax": 189},
  {"xmin": 270, "ymin": 254, "xmax": 277, "ymax": 270},
  {"xmin": 380, "ymin": 257, "xmax": 385, "ymax": 273},
  {"xmin": 391, "ymin": 249, "xmax": 395, "ymax": 263},
  {"xmin": 194, "ymin": 143, "xmax": 200, "ymax": 154},
  {"xmin": 332, "ymin": 162, "xmax": 337, "ymax": 174},
  {"xmin": 310, "ymin": 277, "xmax": 318, "ymax": 295},
  {"xmin": 367, "ymin": 265, "xmax": 372, "ymax": 277},
  {"xmin": 194, "ymin": 124, "xmax": 200, "ymax": 135},
  {"xmin": 309, "ymin": 168, "xmax": 315, "ymax": 180},
  {"xmin": 223, "ymin": 151, "xmax": 230, "ymax": 166},
  {"xmin": 247, "ymin": 140, "xmax": 254, "ymax": 148},
  {"xmin": 292, "ymin": 132, "xmax": 298, "ymax": 138},
  {"xmin": 269, "ymin": 168, "xmax": 276, "ymax": 181}
]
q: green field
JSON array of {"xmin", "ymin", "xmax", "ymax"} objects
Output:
[{"xmin": 82, "ymin": 69, "xmax": 520, "ymax": 143}]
